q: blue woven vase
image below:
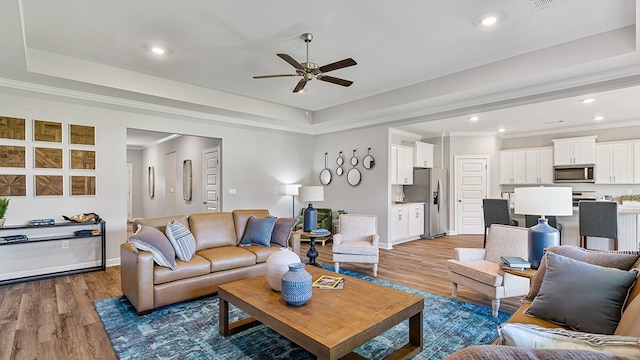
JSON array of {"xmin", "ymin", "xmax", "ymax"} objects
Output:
[{"xmin": 281, "ymin": 263, "xmax": 312, "ymax": 306}]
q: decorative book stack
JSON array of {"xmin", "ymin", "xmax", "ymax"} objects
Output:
[
  {"xmin": 500, "ymin": 256, "xmax": 531, "ymax": 272},
  {"xmin": 310, "ymin": 228, "xmax": 330, "ymax": 235},
  {"xmin": 312, "ymin": 275, "xmax": 344, "ymax": 289}
]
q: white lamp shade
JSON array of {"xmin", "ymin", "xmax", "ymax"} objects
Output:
[
  {"xmin": 284, "ymin": 184, "xmax": 301, "ymax": 196},
  {"xmin": 514, "ymin": 187, "xmax": 573, "ymax": 216},
  {"xmin": 298, "ymin": 186, "xmax": 324, "ymax": 202}
]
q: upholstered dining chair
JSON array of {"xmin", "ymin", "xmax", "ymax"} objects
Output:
[
  {"xmin": 332, "ymin": 214, "xmax": 379, "ymax": 277},
  {"xmin": 482, "ymin": 198, "xmax": 518, "ymax": 247},
  {"xmin": 447, "ymin": 224, "xmax": 530, "ymax": 317}
]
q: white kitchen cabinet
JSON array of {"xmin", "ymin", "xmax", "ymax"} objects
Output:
[
  {"xmin": 525, "ymin": 147, "xmax": 553, "ymax": 184},
  {"xmin": 635, "ymin": 141, "xmax": 640, "ymax": 183},
  {"xmin": 552, "ymin": 136, "xmax": 596, "ymax": 165},
  {"xmin": 596, "ymin": 142, "xmax": 634, "ymax": 184},
  {"xmin": 390, "ymin": 205, "xmax": 408, "ymax": 242},
  {"xmin": 413, "ymin": 141, "xmax": 434, "ymax": 168},
  {"xmin": 499, "ymin": 150, "xmax": 525, "ymax": 184},
  {"xmin": 391, "ymin": 145, "xmax": 414, "ymax": 185},
  {"xmin": 408, "ymin": 204, "xmax": 425, "ymax": 238},
  {"xmin": 390, "ymin": 203, "xmax": 425, "ymax": 244}
]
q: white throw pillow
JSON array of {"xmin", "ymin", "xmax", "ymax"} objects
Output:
[{"xmin": 499, "ymin": 323, "xmax": 640, "ymax": 358}]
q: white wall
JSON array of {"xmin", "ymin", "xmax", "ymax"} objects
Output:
[
  {"xmin": 313, "ymin": 126, "xmax": 390, "ymax": 243},
  {"xmin": 0, "ymin": 87, "xmax": 314, "ymax": 280}
]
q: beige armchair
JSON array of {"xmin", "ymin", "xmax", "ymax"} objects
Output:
[
  {"xmin": 446, "ymin": 224, "xmax": 530, "ymax": 317},
  {"xmin": 332, "ymin": 214, "xmax": 379, "ymax": 277}
]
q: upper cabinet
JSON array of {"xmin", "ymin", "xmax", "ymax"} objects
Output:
[
  {"xmin": 391, "ymin": 145, "xmax": 414, "ymax": 185},
  {"xmin": 413, "ymin": 141, "xmax": 434, "ymax": 168},
  {"xmin": 525, "ymin": 147, "xmax": 554, "ymax": 184},
  {"xmin": 596, "ymin": 141, "xmax": 634, "ymax": 184},
  {"xmin": 499, "ymin": 150, "xmax": 525, "ymax": 184},
  {"xmin": 552, "ymin": 136, "xmax": 596, "ymax": 165}
]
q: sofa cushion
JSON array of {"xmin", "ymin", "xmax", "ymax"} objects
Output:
[
  {"xmin": 239, "ymin": 216, "xmax": 276, "ymax": 247},
  {"xmin": 527, "ymin": 246, "xmax": 639, "ymax": 302},
  {"xmin": 243, "ymin": 244, "xmax": 282, "ymax": 263},
  {"xmin": 153, "ymin": 254, "xmax": 211, "ymax": 285},
  {"xmin": 128, "ymin": 224, "xmax": 176, "ymax": 270},
  {"xmin": 498, "ymin": 323, "xmax": 640, "ymax": 358},
  {"xmin": 165, "ymin": 220, "xmax": 197, "ymax": 261},
  {"xmin": 525, "ymin": 253, "xmax": 638, "ymax": 335},
  {"xmin": 333, "ymin": 240, "xmax": 379, "ymax": 256},
  {"xmin": 197, "ymin": 247, "xmax": 257, "ymax": 272},
  {"xmin": 615, "ymin": 294, "xmax": 640, "ymax": 337},
  {"xmin": 134, "ymin": 215, "xmax": 188, "ymax": 234},
  {"xmin": 188, "ymin": 212, "xmax": 237, "ymax": 250},
  {"xmin": 446, "ymin": 259, "xmax": 503, "ymax": 287},
  {"xmin": 232, "ymin": 209, "xmax": 270, "ymax": 243},
  {"xmin": 445, "ymin": 344, "xmax": 626, "ymax": 360},
  {"xmin": 271, "ymin": 217, "xmax": 297, "ymax": 247}
]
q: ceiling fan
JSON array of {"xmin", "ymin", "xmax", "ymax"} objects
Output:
[{"xmin": 253, "ymin": 33, "xmax": 357, "ymax": 93}]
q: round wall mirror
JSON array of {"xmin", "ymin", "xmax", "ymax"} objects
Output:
[
  {"xmin": 336, "ymin": 166, "xmax": 343, "ymax": 176},
  {"xmin": 319, "ymin": 168, "xmax": 332, "ymax": 185},
  {"xmin": 347, "ymin": 168, "xmax": 361, "ymax": 186},
  {"xmin": 350, "ymin": 149, "xmax": 358, "ymax": 166},
  {"xmin": 363, "ymin": 148, "xmax": 375, "ymax": 170},
  {"xmin": 336, "ymin": 151, "xmax": 344, "ymax": 166}
]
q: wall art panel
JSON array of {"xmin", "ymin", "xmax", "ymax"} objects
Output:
[
  {"xmin": 34, "ymin": 147, "xmax": 63, "ymax": 168},
  {"xmin": 35, "ymin": 175, "xmax": 63, "ymax": 196},
  {"xmin": 0, "ymin": 174, "xmax": 26, "ymax": 196},
  {"xmin": 33, "ymin": 120, "xmax": 62, "ymax": 143},
  {"xmin": 0, "ymin": 145, "xmax": 25, "ymax": 168},
  {"xmin": 0, "ymin": 117, "xmax": 26, "ymax": 140}
]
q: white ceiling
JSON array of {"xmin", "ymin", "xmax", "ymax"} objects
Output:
[{"xmin": 2, "ymin": 0, "xmax": 640, "ymax": 138}]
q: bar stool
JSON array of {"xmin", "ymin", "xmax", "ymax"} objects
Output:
[{"xmin": 579, "ymin": 200, "xmax": 618, "ymax": 250}]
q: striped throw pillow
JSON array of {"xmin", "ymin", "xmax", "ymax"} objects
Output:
[{"xmin": 166, "ymin": 220, "xmax": 197, "ymax": 261}]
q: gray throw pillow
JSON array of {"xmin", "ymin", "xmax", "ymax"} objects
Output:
[
  {"xmin": 525, "ymin": 252, "xmax": 638, "ymax": 335},
  {"xmin": 128, "ymin": 224, "xmax": 177, "ymax": 270},
  {"xmin": 240, "ymin": 216, "xmax": 277, "ymax": 247},
  {"xmin": 527, "ymin": 246, "xmax": 640, "ymax": 301},
  {"xmin": 270, "ymin": 217, "xmax": 298, "ymax": 247},
  {"xmin": 165, "ymin": 220, "xmax": 196, "ymax": 261}
]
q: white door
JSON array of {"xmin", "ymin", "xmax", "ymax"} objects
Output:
[
  {"xmin": 455, "ymin": 156, "xmax": 488, "ymax": 234},
  {"xmin": 202, "ymin": 147, "xmax": 220, "ymax": 212}
]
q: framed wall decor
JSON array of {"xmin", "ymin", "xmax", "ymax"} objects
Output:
[
  {"xmin": 183, "ymin": 159, "xmax": 192, "ymax": 201},
  {"xmin": 148, "ymin": 166, "xmax": 155, "ymax": 198},
  {"xmin": 33, "ymin": 120, "xmax": 62, "ymax": 143},
  {"xmin": 0, "ymin": 174, "xmax": 26, "ymax": 196},
  {"xmin": 0, "ymin": 145, "xmax": 26, "ymax": 168},
  {"xmin": 71, "ymin": 175, "xmax": 96, "ymax": 196},
  {"xmin": 34, "ymin": 147, "xmax": 63, "ymax": 168},
  {"xmin": 0, "ymin": 117, "xmax": 26, "ymax": 140},
  {"xmin": 69, "ymin": 124, "xmax": 95, "ymax": 145},
  {"xmin": 70, "ymin": 149, "xmax": 96, "ymax": 170},
  {"xmin": 35, "ymin": 175, "xmax": 63, "ymax": 196}
]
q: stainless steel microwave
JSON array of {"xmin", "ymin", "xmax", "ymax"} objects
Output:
[{"xmin": 554, "ymin": 165, "xmax": 595, "ymax": 183}]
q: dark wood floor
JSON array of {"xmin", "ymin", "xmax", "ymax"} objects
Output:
[{"xmin": 0, "ymin": 234, "xmax": 520, "ymax": 360}]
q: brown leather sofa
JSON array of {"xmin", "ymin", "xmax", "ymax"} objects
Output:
[{"xmin": 120, "ymin": 209, "xmax": 301, "ymax": 315}]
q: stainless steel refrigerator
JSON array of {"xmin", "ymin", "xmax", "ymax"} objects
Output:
[{"xmin": 403, "ymin": 168, "xmax": 448, "ymax": 239}]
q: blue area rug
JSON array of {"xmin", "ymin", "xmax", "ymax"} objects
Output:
[{"xmin": 95, "ymin": 266, "xmax": 510, "ymax": 359}]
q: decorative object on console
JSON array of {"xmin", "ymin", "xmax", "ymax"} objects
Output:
[
  {"xmin": 0, "ymin": 196, "xmax": 9, "ymax": 228},
  {"xmin": 63, "ymin": 212, "xmax": 101, "ymax": 223},
  {"xmin": 514, "ymin": 186, "xmax": 572, "ymax": 269},
  {"xmin": 363, "ymin": 147, "xmax": 375, "ymax": 170},
  {"xmin": 299, "ymin": 186, "xmax": 324, "ymax": 232},
  {"xmin": 319, "ymin": 152, "xmax": 332, "ymax": 185},
  {"xmin": 283, "ymin": 184, "xmax": 300, "ymax": 217},
  {"xmin": 31, "ymin": 218, "xmax": 55, "ymax": 226},
  {"xmin": 265, "ymin": 247, "xmax": 301, "ymax": 291},
  {"xmin": 280, "ymin": 262, "xmax": 312, "ymax": 306}
]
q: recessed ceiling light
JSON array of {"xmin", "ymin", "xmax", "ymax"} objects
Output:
[
  {"xmin": 151, "ymin": 46, "xmax": 166, "ymax": 55},
  {"xmin": 498, "ymin": 128, "xmax": 506, "ymax": 133},
  {"xmin": 582, "ymin": 98, "xmax": 595, "ymax": 104},
  {"xmin": 593, "ymin": 115, "xmax": 604, "ymax": 121},
  {"xmin": 479, "ymin": 15, "xmax": 498, "ymax": 26},
  {"xmin": 469, "ymin": 116, "xmax": 479, "ymax": 122}
]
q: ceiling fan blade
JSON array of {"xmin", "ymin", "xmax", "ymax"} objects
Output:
[
  {"xmin": 317, "ymin": 75, "xmax": 353, "ymax": 87},
  {"xmin": 277, "ymin": 53, "xmax": 304, "ymax": 70},
  {"xmin": 253, "ymin": 74, "xmax": 298, "ymax": 79},
  {"xmin": 293, "ymin": 79, "xmax": 307, "ymax": 93},
  {"xmin": 318, "ymin": 58, "xmax": 357, "ymax": 73}
]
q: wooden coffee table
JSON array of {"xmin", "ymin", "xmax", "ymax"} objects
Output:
[{"xmin": 218, "ymin": 266, "xmax": 424, "ymax": 360}]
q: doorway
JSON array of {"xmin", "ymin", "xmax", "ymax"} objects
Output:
[
  {"xmin": 202, "ymin": 147, "xmax": 220, "ymax": 212},
  {"xmin": 454, "ymin": 155, "xmax": 489, "ymax": 234}
]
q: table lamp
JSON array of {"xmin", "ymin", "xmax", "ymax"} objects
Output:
[
  {"xmin": 514, "ymin": 187, "xmax": 572, "ymax": 269},
  {"xmin": 284, "ymin": 184, "xmax": 301, "ymax": 217},
  {"xmin": 298, "ymin": 186, "xmax": 324, "ymax": 232}
]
